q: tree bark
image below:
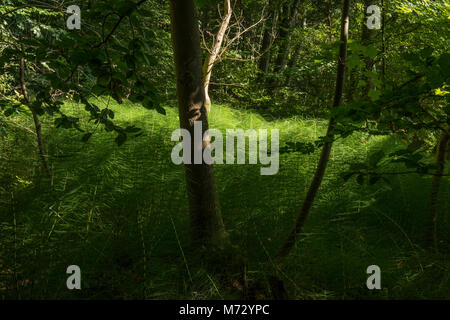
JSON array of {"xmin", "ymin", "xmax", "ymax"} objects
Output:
[
  {"xmin": 169, "ymin": 0, "xmax": 227, "ymax": 247},
  {"xmin": 428, "ymin": 126, "xmax": 449, "ymax": 250},
  {"xmin": 19, "ymin": 56, "xmax": 51, "ymax": 178},
  {"xmin": 277, "ymin": 0, "xmax": 351, "ymax": 259},
  {"xmin": 202, "ymin": 0, "xmax": 232, "ymax": 115},
  {"xmin": 271, "ymin": 0, "xmax": 301, "ymax": 94},
  {"xmin": 361, "ymin": 0, "xmax": 377, "ymax": 97},
  {"xmin": 285, "ymin": 5, "xmax": 307, "ymax": 87},
  {"xmin": 327, "ymin": 0, "xmax": 333, "ymax": 43},
  {"xmin": 286, "ymin": 42, "xmax": 301, "ymax": 87},
  {"xmin": 381, "ymin": 0, "xmax": 386, "ymax": 89},
  {"xmin": 258, "ymin": 0, "xmax": 277, "ymax": 80},
  {"xmin": 347, "ymin": 67, "xmax": 358, "ymax": 102},
  {"xmin": 274, "ymin": 0, "xmax": 301, "ymax": 75}
]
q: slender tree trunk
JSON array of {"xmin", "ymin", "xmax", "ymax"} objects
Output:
[
  {"xmin": 279, "ymin": 0, "xmax": 301, "ymax": 73},
  {"xmin": 19, "ymin": 57, "xmax": 51, "ymax": 178},
  {"xmin": 169, "ymin": 0, "xmax": 227, "ymax": 246},
  {"xmin": 258, "ymin": 23, "xmax": 272, "ymax": 74},
  {"xmin": 380, "ymin": 0, "xmax": 394, "ymax": 132},
  {"xmin": 285, "ymin": 5, "xmax": 307, "ymax": 88},
  {"xmin": 347, "ymin": 67, "xmax": 358, "ymax": 102},
  {"xmin": 327, "ymin": 0, "xmax": 333, "ymax": 43},
  {"xmin": 381, "ymin": 0, "xmax": 386, "ymax": 89},
  {"xmin": 274, "ymin": 0, "xmax": 300, "ymax": 75},
  {"xmin": 258, "ymin": 0, "xmax": 277, "ymax": 80},
  {"xmin": 286, "ymin": 42, "xmax": 301, "ymax": 87},
  {"xmin": 428, "ymin": 126, "xmax": 449, "ymax": 250},
  {"xmin": 202, "ymin": 0, "xmax": 232, "ymax": 115},
  {"xmin": 272, "ymin": 0, "xmax": 301, "ymax": 94},
  {"xmin": 277, "ymin": 0, "xmax": 351, "ymax": 258},
  {"xmin": 361, "ymin": 0, "xmax": 376, "ymax": 97}
]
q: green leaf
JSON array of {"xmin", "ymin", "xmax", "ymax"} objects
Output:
[
  {"xmin": 356, "ymin": 174, "xmax": 364, "ymax": 185},
  {"xmin": 82, "ymin": 133, "xmax": 92, "ymax": 142},
  {"xmin": 116, "ymin": 1, "xmax": 137, "ymax": 16},
  {"xmin": 104, "ymin": 120, "xmax": 114, "ymax": 132},
  {"xmin": 363, "ymin": 46, "xmax": 378, "ymax": 59},
  {"xmin": 368, "ymin": 150, "xmax": 385, "ymax": 167},
  {"xmin": 115, "ymin": 133, "xmax": 127, "ymax": 146},
  {"xmin": 420, "ymin": 47, "xmax": 433, "ymax": 59},
  {"xmin": 128, "ymin": 39, "xmax": 142, "ymax": 51},
  {"xmin": 124, "ymin": 125, "xmax": 141, "ymax": 133},
  {"xmin": 97, "ymin": 74, "xmax": 110, "ymax": 87},
  {"xmin": 363, "ymin": 70, "xmax": 378, "ymax": 79},
  {"xmin": 155, "ymin": 105, "xmax": 166, "ymax": 115},
  {"xmin": 342, "ymin": 172, "xmax": 354, "ymax": 182},
  {"xmin": 194, "ymin": 0, "xmax": 208, "ymax": 8},
  {"xmin": 4, "ymin": 108, "xmax": 14, "ymax": 117},
  {"xmin": 437, "ymin": 53, "xmax": 450, "ymax": 75},
  {"xmin": 358, "ymin": 80, "xmax": 367, "ymax": 87},
  {"xmin": 349, "ymin": 162, "xmax": 367, "ymax": 172},
  {"xmin": 381, "ymin": 177, "xmax": 391, "ymax": 186},
  {"xmin": 368, "ymin": 89, "xmax": 381, "ymax": 101},
  {"xmin": 369, "ymin": 175, "xmax": 380, "ymax": 185},
  {"xmin": 125, "ymin": 54, "xmax": 135, "ymax": 69}
]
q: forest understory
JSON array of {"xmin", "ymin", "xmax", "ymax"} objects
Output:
[
  {"xmin": 0, "ymin": 0, "xmax": 449, "ymax": 300},
  {"xmin": 1, "ymin": 102, "xmax": 448, "ymax": 299}
]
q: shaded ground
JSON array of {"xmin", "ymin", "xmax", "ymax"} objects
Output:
[{"xmin": 0, "ymin": 101, "xmax": 449, "ymax": 299}]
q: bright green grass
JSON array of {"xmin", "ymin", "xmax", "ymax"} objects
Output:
[{"xmin": 0, "ymin": 100, "xmax": 448, "ymax": 299}]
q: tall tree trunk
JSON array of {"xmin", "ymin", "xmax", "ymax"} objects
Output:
[
  {"xmin": 285, "ymin": 5, "xmax": 307, "ymax": 87},
  {"xmin": 258, "ymin": 0, "xmax": 277, "ymax": 80},
  {"xmin": 428, "ymin": 126, "xmax": 449, "ymax": 250},
  {"xmin": 361, "ymin": 0, "xmax": 377, "ymax": 98},
  {"xmin": 286, "ymin": 42, "xmax": 301, "ymax": 87},
  {"xmin": 381, "ymin": 0, "xmax": 386, "ymax": 89},
  {"xmin": 347, "ymin": 67, "xmax": 358, "ymax": 102},
  {"xmin": 274, "ymin": 0, "xmax": 301, "ymax": 75},
  {"xmin": 271, "ymin": 0, "xmax": 301, "ymax": 94},
  {"xmin": 19, "ymin": 57, "xmax": 51, "ymax": 178},
  {"xmin": 169, "ymin": 0, "xmax": 227, "ymax": 246},
  {"xmin": 202, "ymin": 0, "xmax": 232, "ymax": 115},
  {"xmin": 277, "ymin": 0, "xmax": 351, "ymax": 259},
  {"xmin": 380, "ymin": 0, "xmax": 394, "ymax": 132},
  {"xmin": 327, "ymin": 0, "xmax": 333, "ymax": 43}
]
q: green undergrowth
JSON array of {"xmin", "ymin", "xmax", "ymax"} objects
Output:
[{"xmin": 0, "ymin": 100, "xmax": 448, "ymax": 299}]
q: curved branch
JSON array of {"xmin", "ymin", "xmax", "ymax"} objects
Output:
[{"xmin": 92, "ymin": 0, "xmax": 148, "ymax": 48}]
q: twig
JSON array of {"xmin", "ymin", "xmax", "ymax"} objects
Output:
[
  {"xmin": 210, "ymin": 81, "xmax": 247, "ymax": 87},
  {"xmin": 218, "ymin": 16, "xmax": 265, "ymax": 60},
  {"xmin": 92, "ymin": 0, "xmax": 148, "ymax": 48},
  {"xmin": 0, "ymin": 112, "xmax": 36, "ymax": 136}
]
